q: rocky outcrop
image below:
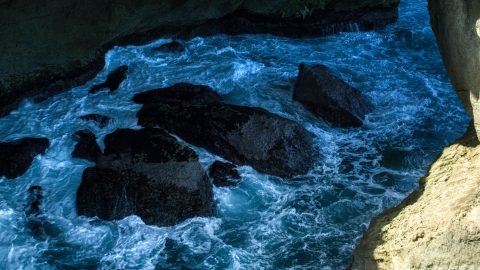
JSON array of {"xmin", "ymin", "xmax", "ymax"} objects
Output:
[
  {"xmin": 209, "ymin": 161, "xmax": 241, "ymax": 187},
  {"xmin": 89, "ymin": 65, "xmax": 128, "ymax": 94},
  {"xmin": 351, "ymin": 122, "xmax": 480, "ymax": 269},
  {"xmin": 76, "ymin": 128, "xmax": 214, "ymax": 227},
  {"xmin": 0, "ymin": 0, "xmax": 399, "ymax": 117},
  {"xmin": 293, "ymin": 63, "xmax": 374, "ymax": 127},
  {"xmin": 153, "ymin": 41, "xmax": 186, "ymax": 53},
  {"xmin": 71, "ymin": 130, "xmax": 102, "ymax": 163},
  {"xmin": 0, "ymin": 138, "xmax": 50, "ymax": 179},
  {"xmin": 428, "ymin": 0, "xmax": 480, "ymax": 138},
  {"xmin": 133, "ymin": 83, "xmax": 224, "ymax": 105},
  {"xmin": 134, "ymin": 84, "xmax": 316, "ymax": 178}
]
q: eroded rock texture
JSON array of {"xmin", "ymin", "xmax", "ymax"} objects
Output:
[
  {"xmin": 293, "ymin": 63, "xmax": 374, "ymax": 127},
  {"xmin": 428, "ymin": 0, "xmax": 480, "ymax": 139},
  {"xmin": 134, "ymin": 83, "xmax": 316, "ymax": 178},
  {"xmin": 0, "ymin": 138, "xmax": 50, "ymax": 179},
  {"xmin": 352, "ymin": 122, "xmax": 480, "ymax": 269},
  {"xmin": 76, "ymin": 128, "xmax": 214, "ymax": 227}
]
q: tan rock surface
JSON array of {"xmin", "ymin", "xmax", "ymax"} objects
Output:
[{"xmin": 352, "ymin": 122, "xmax": 480, "ymax": 269}]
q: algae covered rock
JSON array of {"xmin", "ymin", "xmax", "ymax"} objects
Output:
[{"xmin": 76, "ymin": 128, "xmax": 214, "ymax": 227}]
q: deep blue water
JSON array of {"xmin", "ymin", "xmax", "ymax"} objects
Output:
[{"xmin": 0, "ymin": 0, "xmax": 470, "ymax": 269}]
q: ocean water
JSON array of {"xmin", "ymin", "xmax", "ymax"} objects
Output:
[{"xmin": 0, "ymin": 0, "xmax": 470, "ymax": 269}]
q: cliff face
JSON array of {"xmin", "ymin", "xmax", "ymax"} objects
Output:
[
  {"xmin": 352, "ymin": 0, "xmax": 480, "ymax": 269},
  {"xmin": 0, "ymin": 0, "xmax": 399, "ymax": 117}
]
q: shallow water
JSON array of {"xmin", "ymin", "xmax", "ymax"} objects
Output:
[{"xmin": 0, "ymin": 0, "xmax": 470, "ymax": 269}]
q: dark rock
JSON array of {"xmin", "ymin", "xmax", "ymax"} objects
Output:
[
  {"xmin": 136, "ymin": 101, "xmax": 316, "ymax": 178},
  {"xmin": 0, "ymin": 138, "xmax": 50, "ymax": 179},
  {"xmin": 209, "ymin": 161, "xmax": 241, "ymax": 187},
  {"xmin": 72, "ymin": 130, "xmax": 102, "ymax": 163},
  {"xmin": 293, "ymin": 63, "xmax": 374, "ymax": 127},
  {"xmin": 24, "ymin": 185, "xmax": 62, "ymax": 240},
  {"xmin": 79, "ymin": 114, "xmax": 113, "ymax": 129},
  {"xmin": 89, "ymin": 65, "xmax": 128, "ymax": 94},
  {"xmin": 152, "ymin": 41, "xmax": 185, "ymax": 53},
  {"xmin": 76, "ymin": 128, "xmax": 214, "ymax": 227},
  {"xmin": 26, "ymin": 185, "xmax": 43, "ymax": 216},
  {"xmin": 133, "ymin": 83, "xmax": 223, "ymax": 105}
]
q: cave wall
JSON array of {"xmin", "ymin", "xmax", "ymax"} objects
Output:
[
  {"xmin": 0, "ymin": 0, "xmax": 399, "ymax": 117},
  {"xmin": 428, "ymin": 0, "xmax": 480, "ymax": 139}
]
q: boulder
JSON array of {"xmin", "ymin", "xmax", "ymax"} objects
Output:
[
  {"xmin": 79, "ymin": 114, "xmax": 113, "ymax": 129},
  {"xmin": 209, "ymin": 161, "xmax": 241, "ymax": 187},
  {"xmin": 135, "ymin": 90, "xmax": 316, "ymax": 178},
  {"xmin": 133, "ymin": 83, "xmax": 223, "ymax": 105},
  {"xmin": 76, "ymin": 128, "xmax": 214, "ymax": 227},
  {"xmin": 89, "ymin": 65, "xmax": 128, "ymax": 94},
  {"xmin": 153, "ymin": 41, "xmax": 185, "ymax": 53},
  {"xmin": 293, "ymin": 63, "xmax": 374, "ymax": 127},
  {"xmin": 0, "ymin": 138, "xmax": 50, "ymax": 179},
  {"xmin": 24, "ymin": 185, "xmax": 62, "ymax": 240},
  {"xmin": 71, "ymin": 130, "xmax": 102, "ymax": 163}
]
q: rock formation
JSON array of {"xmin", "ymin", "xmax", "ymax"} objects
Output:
[
  {"xmin": 153, "ymin": 41, "xmax": 186, "ymax": 53},
  {"xmin": 89, "ymin": 65, "xmax": 128, "ymax": 94},
  {"xmin": 0, "ymin": 0, "xmax": 399, "ymax": 117},
  {"xmin": 71, "ymin": 130, "xmax": 102, "ymax": 163},
  {"xmin": 209, "ymin": 161, "xmax": 241, "ymax": 187},
  {"xmin": 134, "ymin": 83, "xmax": 317, "ymax": 178},
  {"xmin": 352, "ymin": 122, "xmax": 480, "ymax": 269},
  {"xmin": 293, "ymin": 63, "xmax": 374, "ymax": 127},
  {"xmin": 76, "ymin": 128, "xmax": 214, "ymax": 227},
  {"xmin": 0, "ymin": 138, "xmax": 50, "ymax": 179}
]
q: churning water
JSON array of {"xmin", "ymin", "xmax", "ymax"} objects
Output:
[{"xmin": 0, "ymin": 0, "xmax": 470, "ymax": 269}]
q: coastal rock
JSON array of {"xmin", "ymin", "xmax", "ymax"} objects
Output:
[
  {"xmin": 75, "ymin": 128, "xmax": 214, "ymax": 227},
  {"xmin": 428, "ymin": 0, "xmax": 480, "ymax": 139},
  {"xmin": 136, "ymin": 94, "xmax": 316, "ymax": 178},
  {"xmin": 89, "ymin": 65, "xmax": 128, "ymax": 94},
  {"xmin": 0, "ymin": 0, "xmax": 399, "ymax": 117},
  {"xmin": 293, "ymin": 63, "xmax": 374, "ymax": 127},
  {"xmin": 352, "ymin": 122, "xmax": 480, "ymax": 269},
  {"xmin": 79, "ymin": 114, "xmax": 113, "ymax": 129},
  {"xmin": 133, "ymin": 83, "xmax": 223, "ymax": 105},
  {"xmin": 0, "ymin": 138, "xmax": 50, "ymax": 179},
  {"xmin": 209, "ymin": 161, "xmax": 241, "ymax": 187},
  {"xmin": 71, "ymin": 130, "xmax": 102, "ymax": 163},
  {"xmin": 25, "ymin": 185, "xmax": 62, "ymax": 240},
  {"xmin": 153, "ymin": 41, "xmax": 185, "ymax": 53}
]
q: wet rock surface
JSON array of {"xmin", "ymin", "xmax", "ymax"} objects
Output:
[
  {"xmin": 89, "ymin": 65, "xmax": 128, "ymax": 94},
  {"xmin": 79, "ymin": 114, "xmax": 113, "ymax": 129},
  {"xmin": 76, "ymin": 128, "xmax": 214, "ymax": 227},
  {"xmin": 133, "ymin": 83, "xmax": 223, "ymax": 105},
  {"xmin": 293, "ymin": 63, "xmax": 374, "ymax": 127},
  {"xmin": 209, "ymin": 161, "xmax": 241, "ymax": 187},
  {"xmin": 0, "ymin": 138, "xmax": 50, "ymax": 179},
  {"xmin": 71, "ymin": 130, "xmax": 102, "ymax": 163},
  {"xmin": 135, "ymin": 83, "xmax": 316, "ymax": 178}
]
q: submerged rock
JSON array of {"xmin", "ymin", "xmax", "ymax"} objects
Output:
[
  {"xmin": 133, "ymin": 83, "xmax": 223, "ymax": 105},
  {"xmin": 71, "ymin": 130, "xmax": 102, "ymax": 163},
  {"xmin": 79, "ymin": 114, "xmax": 113, "ymax": 129},
  {"xmin": 209, "ymin": 161, "xmax": 241, "ymax": 187},
  {"xmin": 89, "ymin": 65, "xmax": 128, "ymax": 94},
  {"xmin": 25, "ymin": 185, "xmax": 62, "ymax": 240},
  {"xmin": 76, "ymin": 128, "xmax": 214, "ymax": 227},
  {"xmin": 293, "ymin": 63, "xmax": 374, "ymax": 127},
  {"xmin": 152, "ymin": 41, "xmax": 185, "ymax": 53},
  {"xmin": 135, "ymin": 87, "xmax": 316, "ymax": 178},
  {"xmin": 0, "ymin": 137, "xmax": 50, "ymax": 179}
]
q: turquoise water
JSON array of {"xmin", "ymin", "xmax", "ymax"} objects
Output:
[{"xmin": 0, "ymin": 0, "xmax": 470, "ymax": 269}]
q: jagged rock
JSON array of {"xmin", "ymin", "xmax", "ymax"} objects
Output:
[
  {"xmin": 25, "ymin": 185, "xmax": 62, "ymax": 240},
  {"xmin": 76, "ymin": 128, "xmax": 214, "ymax": 227},
  {"xmin": 0, "ymin": 138, "xmax": 50, "ymax": 179},
  {"xmin": 79, "ymin": 114, "xmax": 113, "ymax": 129},
  {"xmin": 209, "ymin": 161, "xmax": 241, "ymax": 187},
  {"xmin": 89, "ymin": 65, "xmax": 128, "ymax": 94},
  {"xmin": 153, "ymin": 41, "xmax": 185, "ymax": 53},
  {"xmin": 133, "ymin": 83, "xmax": 223, "ymax": 105},
  {"xmin": 136, "ymin": 92, "xmax": 316, "ymax": 178},
  {"xmin": 71, "ymin": 130, "xmax": 102, "ymax": 163},
  {"xmin": 293, "ymin": 63, "xmax": 374, "ymax": 127}
]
